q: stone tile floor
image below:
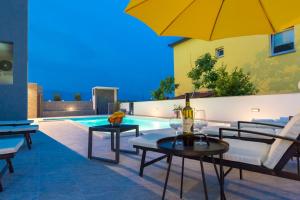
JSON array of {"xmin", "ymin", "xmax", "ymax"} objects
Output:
[{"xmin": 1, "ymin": 120, "xmax": 300, "ymax": 200}]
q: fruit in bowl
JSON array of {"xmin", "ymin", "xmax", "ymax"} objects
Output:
[{"xmin": 108, "ymin": 111, "xmax": 125, "ymax": 126}]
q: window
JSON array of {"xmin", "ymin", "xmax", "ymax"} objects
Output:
[
  {"xmin": 271, "ymin": 28, "xmax": 295, "ymax": 56},
  {"xmin": 215, "ymin": 47, "xmax": 224, "ymax": 58}
]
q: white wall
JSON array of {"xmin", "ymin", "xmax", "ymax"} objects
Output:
[
  {"xmin": 121, "ymin": 93, "xmax": 300, "ymax": 122},
  {"xmin": 0, "ymin": 0, "xmax": 28, "ymax": 120}
]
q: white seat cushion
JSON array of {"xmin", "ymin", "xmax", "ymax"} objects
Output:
[
  {"xmin": 222, "ymin": 139, "xmax": 271, "ymax": 166},
  {"xmin": 238, "ymin": 128, "xmax": 278, "ymax": 139},
  {"xmin": 201, "ymin": 126, "xmax": 236, "ymax": 137},
  {"xmin": 263, "ymin": 113, "xmax": 300, "ymax": 169},
  {"xmin": 201, "ymin": 126, "xmax": 278, "ymax": 139},
  {"xmin": 129, "ymin": 132, "xmax": 174, "ymax": 149},
  {"xmin": 230, "ymin": 121, "xmax": 284, "ymax": 128},
  {"xmin": 0, "ymin": 120, "xmax": 34, "ymax": 126},
  {"xmin": 0, "ymin": 125, "xmax": 38, "ymax": 133},
  {"xmin": 0, "ymin": 137, "xmax": 24, "ymax": 155}
]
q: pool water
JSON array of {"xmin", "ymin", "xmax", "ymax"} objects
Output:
[{"xmin": 69, "ymin": 116, "xmax": 170, "ymax": 131}]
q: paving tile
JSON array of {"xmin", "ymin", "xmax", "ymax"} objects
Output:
[{"xmin": 1, "ymin": 121, "xmax": 300, "ymax": 200}]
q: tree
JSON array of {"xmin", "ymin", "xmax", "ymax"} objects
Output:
[
  {"xmin": 187, "ymin": 53, "xmax": 258, "ymax": 96},
  {"xmin": 74, "ymin": 93, "xmax": 81, "ymax": 101},
  {"xmin": 214, "ymin": 66, "xmax": 258, "ymax": 96},
  {"xmin": 151, "ymin": 76, "xmax": 179, "ymax": 100},
  {"xmin": 187, "ymin": 53, "xmax": 218, "ymax": 91}
]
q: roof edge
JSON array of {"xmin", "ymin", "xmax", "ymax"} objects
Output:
[{"xmin": 168, "ymin": 38, "xmax": 191, "ymax": 48}]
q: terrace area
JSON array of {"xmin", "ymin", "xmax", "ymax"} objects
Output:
[
  {"xmin": 1, "ymin": 119, "xmax": 300, "ymax": 200},
  {"xmin": 1, "ymin": 0, "xmax": 300, "ymax": 200}
]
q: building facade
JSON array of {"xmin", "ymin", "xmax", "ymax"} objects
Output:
[
  {"xmin": 0, "ymin": 0, "xmax": 28, "ymax": 120},
  {"xmin": 171, "ymin": 25, "xmax": 300, "ymax": 96}
]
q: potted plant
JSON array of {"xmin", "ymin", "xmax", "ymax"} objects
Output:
[{"xmin": 173, "ymin": 104, "xmax": 183, "ymax": 119}]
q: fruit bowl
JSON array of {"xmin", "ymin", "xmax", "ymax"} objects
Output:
[{"xmin": 108, "ymin": 111, "xmax": 125, "ymax": 127}]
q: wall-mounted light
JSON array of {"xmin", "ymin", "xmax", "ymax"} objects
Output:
[
  {"xmin": 251, "ymin": 108, "xmax": 260, "ymax": 112},
  {"xmin": 68, "ymin": 107, "xmax": 74, "ymax": 111}
]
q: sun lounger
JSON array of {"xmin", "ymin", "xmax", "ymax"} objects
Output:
[
  {"xmin": 130, "ymin": 115, "xmax": 300, "ymax": 184},
  {"xmin": 0, "ymin": 125, "xmax": 38, "ymax": 149},
  {"xmin": 201, "ymin": 121, "xmax": 284, "ymax": 144},
  {"xmin": 0, "ymin": 136, "xmax": 24, "ymax": 192},
  {"xmin": 0, "ymin": 120, "xmax": 34, "ymax": 126}
]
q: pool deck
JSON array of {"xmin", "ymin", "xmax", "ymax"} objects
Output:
[{"xmin": 1, "ymin": 120, "xmax": 300, "ymax": 200}]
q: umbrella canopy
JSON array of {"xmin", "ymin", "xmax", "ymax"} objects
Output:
[{"xmin": 125, "ymin": 0, "xmax": 300, "ymax": 40}]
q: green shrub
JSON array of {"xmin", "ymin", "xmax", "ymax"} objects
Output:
[
  {"xmin": 74, "ymin": 93, "xmax": 81, "ymax": 101},
  {"xmin": 188, "ymin": 53, "xmax": 258, "ymax": 96},
  {"xmin": 53, "ymin": 93, "xmax": 62, "ymax": 101}
]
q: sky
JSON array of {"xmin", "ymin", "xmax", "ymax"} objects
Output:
[{"xmin": 28, "ymin": 0, "xmax": 179, "ymax": 101}]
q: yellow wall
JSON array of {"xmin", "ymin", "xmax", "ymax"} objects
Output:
[{"xmin": 174, "ymin": 25, "xmax": 300, "ymax": 96}]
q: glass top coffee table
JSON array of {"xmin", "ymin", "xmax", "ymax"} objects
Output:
[{"xmin": 157, "ymin": 134, "xmax": 229, "ymax": 200}]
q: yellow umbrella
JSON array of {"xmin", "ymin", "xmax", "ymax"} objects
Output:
[{"xmin": 125, "ymin": 0, "xmax": 300, "ymax": 40}]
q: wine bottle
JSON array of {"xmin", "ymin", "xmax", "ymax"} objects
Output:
[{"xmin": 182, "ymin": 93, "xmax": 194, "ymax": 146}]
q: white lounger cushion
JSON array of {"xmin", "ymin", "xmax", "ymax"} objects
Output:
[
  {"xmin": 223, "ymin": 139, "xmax": 270, "ymax": 165},
  {"xmin": 130, "ymin": 132, "xmax": 270, "ymax": 166},
  {"xmin": 201, "ymin": 126, "xmax": 236, "ymax": 137},
  {"xmin": 201, "ymin": 126, "xmax": 279, "ymax": 139},
  {"xmin": 129, "ymin": 133, "xmax": 174, "ymax": 149},
  {"xmin": 0, "ymin": 125, "xmax": 38, "ymax": 133},
  {"xmin": 0, "ymin": 120, "xmax": 34, "ymax": 126},
  {"xmin": 0, "ymin": 137, "xmax": 24, "ymax": 154},
  {"xmin": 263, "ymin": 113, "xmax": 300, "ymax": 169},
  {"xmin": 231, "ymin": 121, "xmax": 286, "ymax": 128}
]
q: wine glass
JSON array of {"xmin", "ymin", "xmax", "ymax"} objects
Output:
[
  {"xmin": 194, "ymin": 110, "xmax": 208, "ymax": 134},
  {"xmin": 169, "ymin": 118, "xmax": 182, "ymax": 136}
]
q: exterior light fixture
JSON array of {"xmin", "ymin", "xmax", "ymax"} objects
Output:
[{"xmin": 251, "ymin": 108, "xmax": 260, "ymax": 112}]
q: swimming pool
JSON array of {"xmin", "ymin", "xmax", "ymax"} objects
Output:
[{"xmin": 66, "ymin": 116, "xmax": 171, "ymax": 131}]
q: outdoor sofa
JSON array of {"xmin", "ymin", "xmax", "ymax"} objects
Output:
[
  {"xmin": 129, "ymin": 114, "xmax": 300, "ymax": 192},
  {"xmin": 0, "ymin": 136, "xmax": 24, "ymax": 191}
]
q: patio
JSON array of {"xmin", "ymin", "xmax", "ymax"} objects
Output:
[{"xmin": 1, "ymin": 120, "xmax": 299, "ymax": 200}]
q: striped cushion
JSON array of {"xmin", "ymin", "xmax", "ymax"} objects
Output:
[
  {"xmin": 12, "ymin": 125, "xmax": 38, "ymax": 132},
  {"xmin": 263, "ymin": 113, "xmax": 300, "ymax": 169},
  {"xmin": 0, "ymin": 137, "xmax": 24, "ymax": 155},
  {"xmin": 0, "ymin": 125, "xmax": 38, "ymax": 133},
  {"xmin": 0, "ymin": 120, "xmax": 34, "ymax": 126}
]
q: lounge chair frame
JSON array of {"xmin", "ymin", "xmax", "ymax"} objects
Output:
[
  {"xmin": 0, "ymin": 130, "xmax": 35, "ymax": 150},
  {"xmin": 134, "ymin": 126, "xmax": 300, "ymax": 184},
  {"xmin": 0, "ymin": 153, "xmax": 15, "ymax": 192}
]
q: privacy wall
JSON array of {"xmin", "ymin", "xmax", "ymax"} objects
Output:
[
  {"xmin": 0, "ymin": 0, "xmax": 28, "ymax": 120},
  {"xmin": 121, "ymin": 93, "xmax": 300, "ymax": 122}
]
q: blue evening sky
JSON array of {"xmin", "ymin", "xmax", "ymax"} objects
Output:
[{"xmin": 28, "ymin": 0, "xmax": 179, "ymax": 101}]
